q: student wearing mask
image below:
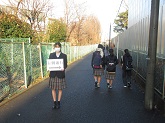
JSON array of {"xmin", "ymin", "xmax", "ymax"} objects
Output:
[{"xmin": 48, "ymin": 42, "xmax": 67, "ymax": 109}]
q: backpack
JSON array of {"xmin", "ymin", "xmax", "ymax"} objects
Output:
[
  {"xmin": 106, "ymin": 55, "xmax": 116, "ymax": 72},
  {"xmin": 125, "ymin": 55, "xmax": 133, "ymax": 70},
  {"xmin": 92, "ymin": 51, "xmax": 102, "ymax": 69}
]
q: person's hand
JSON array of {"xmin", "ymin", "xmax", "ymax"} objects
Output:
[
  {"xmin": 61, "ymin": 68, "xmax": 64, "ymax": 71},
  {"xmin": 100, "ymin": 65, "xmax": 102, "ymax": 68},
  {"xmin": 109, "ymin": 63, "xmax": 114, "ymax": 65},
  {"xmin": 121, "ymin": 64, "xmax": 123, "ymax": 68}
]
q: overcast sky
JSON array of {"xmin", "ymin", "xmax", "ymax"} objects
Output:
[{"xmin": 0, "ymin": 0, "xmax": 128, "ymax": 41}]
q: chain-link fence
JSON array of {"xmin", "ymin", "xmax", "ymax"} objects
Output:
[{"xmin": 0, "ymin": 39, "xmax": 97, "ymax": 102}]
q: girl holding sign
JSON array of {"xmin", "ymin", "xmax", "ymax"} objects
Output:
[{"xmin": 48, "ymin": 42, "xmax": 67, "ymax": 109}]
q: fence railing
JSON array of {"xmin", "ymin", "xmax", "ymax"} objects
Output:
[{"xmin": 0, "ymin": 39, "xmax": 97, "ymax": 102}]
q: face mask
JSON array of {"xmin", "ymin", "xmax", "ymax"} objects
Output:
[{"xmin": 54, "ymin": 48, "xmax": 61, "ymax": 52}]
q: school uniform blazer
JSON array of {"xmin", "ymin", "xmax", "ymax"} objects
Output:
[
  {"xmin": 49, "ymin": 52, "xmax": 67, "ymax": 78},
  {"xmin": 122, "ymin": 53, "xmax": 131, "ymax": 71}
]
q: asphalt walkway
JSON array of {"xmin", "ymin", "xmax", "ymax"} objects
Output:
[{"xmin": 0, "ymin": 53, "xmax": 165, "ymax": 123}]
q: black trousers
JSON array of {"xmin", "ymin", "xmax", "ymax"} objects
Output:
[{"xmin": 122, "ymin": 70, "xmax": 132, "ymax": 86}]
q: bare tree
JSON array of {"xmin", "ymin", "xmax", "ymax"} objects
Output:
[
  {"xmin": 82, "ymin": 15, "xmax": 101, "ymax": 45},
  {"xmin": 7, "ymin": 0, "xmax": 53, "ymax": 31},
  {"xmin": 63, "ymin": 0, "xmax": 86, "ymax": 44},
  {"xmin": 64, "ymin": 0, "xmax": 76, "ymax": 42},
  {"xmin": 74, "ymin": 2, "xmax": 86, "ymax": 45}
]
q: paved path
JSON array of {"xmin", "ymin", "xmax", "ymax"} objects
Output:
[{"xmin": 0, "ymin": 53, "xmax": 165, "ymax": 123}]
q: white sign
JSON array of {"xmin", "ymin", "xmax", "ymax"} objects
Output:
[{"xmin": 47, "ymin": 59, "xmax": 64, "ymax": 71}]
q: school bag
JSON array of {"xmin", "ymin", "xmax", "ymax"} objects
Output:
[
  {"xmin": 125, "ymin": 55, "xmax": 133, "ymax": 70},
  {"xmin": 106, "ymin": 55, "xmax": 116, "ymax": 72},
  {"xmin": 92, "ymin": 51, "xmax": 102, "ymax": 69}
]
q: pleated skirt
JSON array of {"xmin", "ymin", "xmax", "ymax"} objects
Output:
[
  {"xmin": 93, "ymin": 68, "xmax": 104, "ymax": 76},
  {"xmin": 49, "ymin": 77, "xmax": 66, "ymax": 90},
  {"xmin": 105, "ymin": 72, "xmax": 116, "ymax": 80}
]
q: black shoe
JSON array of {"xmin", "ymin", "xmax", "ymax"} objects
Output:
[
  {"xmin": 52, "ymin": 101, "xmax": 57, "ymax": 109},
  {"xmin": 127, "ymin": 82, "xmax": 131, "ymax": 87},
  {"xmin": 107, "ymin": 83, "xmax": 110, "ymax": 88},
  {"xmin": 95, "ymin": 82, "xmax": 98, "ymax": 88},
  {"xmin": 57, "ymin": 101, "xmax": 60, "ymax": 109}
]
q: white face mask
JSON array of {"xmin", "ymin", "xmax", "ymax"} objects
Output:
[{"xmin": 54, "ymin": 48, "xmax": 61, "ymax": 52}]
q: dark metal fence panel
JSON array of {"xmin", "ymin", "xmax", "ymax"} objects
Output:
[
  {"xmin": 137, "ymin": 52, "xmax": 147, "ymax": 79},
  {"xmin": 131, "ymin": 50, "xmax": 138, "ymax": 72},
  {"xmin": 28, "ymin": 44, "xmax": 41, "ymax": 85},
  {"xmin": 154, "ymin": 58, "xmax": 165, "ymax": 98},
  {"xmin": 40, "ymin": 43, "xmax": 53, "ymax": 77},
  {"xmin": 0, "ymin": 42, "xmax": 24, "ymax": 101}
]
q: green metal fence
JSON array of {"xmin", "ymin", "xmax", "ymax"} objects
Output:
[{"xmin": 0, "ymin": 39, "xmax": 97, "ymax": 102}]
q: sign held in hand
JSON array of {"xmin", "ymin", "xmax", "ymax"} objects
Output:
[{"xmin": 47, "ymin": 59, "xmax": 64, "ymax": 71}]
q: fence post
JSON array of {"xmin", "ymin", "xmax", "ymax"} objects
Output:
[
  {"xmin": 69, "ymin": 45, "xmax": 72, "ymax": 63},
  {"xmin": 11, "ymin": 39, "xmax": 14, "ymax": 65},
  {"xmin": 29, "ymin": 38, "xmax": 32, "ymax": 83},
  {"xmin": 39, "ymin": 43, "xmax": 43, "ymax": 78},
  {"xmin": 22, "ymin": 42, "xmax": 27, "ymax": 88}
]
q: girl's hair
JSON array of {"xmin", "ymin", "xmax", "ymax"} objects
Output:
[
  {"xmin": 109, "ymin": 49, "xmax": 113, "ymax": 53},
  {"xmin": 54, "ymin": 42, "xmax": 61, "ymax": 47},
  {"xmin": 109, "ymin": 49, "xmax": 114, "ymax": 55},
  {"xmin": 124, "ymin": 49, "xmax": 129, "ymax": 53},
  {"xmin": 124, "ymin": 49, "xmax": 131, "ymax": 56},
  {"xmin": 98, "ymin": 44, "xmax": 103, "ymax": 49}
]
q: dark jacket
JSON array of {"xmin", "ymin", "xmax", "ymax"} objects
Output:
[
  {"xmin": 122, "ymin": 53, "xmax": 132, "ymax": 70},
  {"xmin": 49, "ymin": 52, "xmax": 67, "ymax": 78},
  {"xmin": 91, "ymin": 51, "xmax": 105, "ymax": 69},
  {"xmin": 105, "ymin": 54, "xmax": 118, "ymax": 72}
]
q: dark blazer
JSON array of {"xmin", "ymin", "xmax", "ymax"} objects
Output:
[
  {"xmin": 49, "ymin": 52, "xmax": 67, "ymax": 78},
  {"xmin": 105, "ymin": 54, "xmax": 118, "ymax": 72},
  {"xmin": 91, "ymin": 51, "xmax": 105, "ymax": 68},
  {"xmin": 122, "ymin": 53, "xmax": 132, "ymax": 71}
]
